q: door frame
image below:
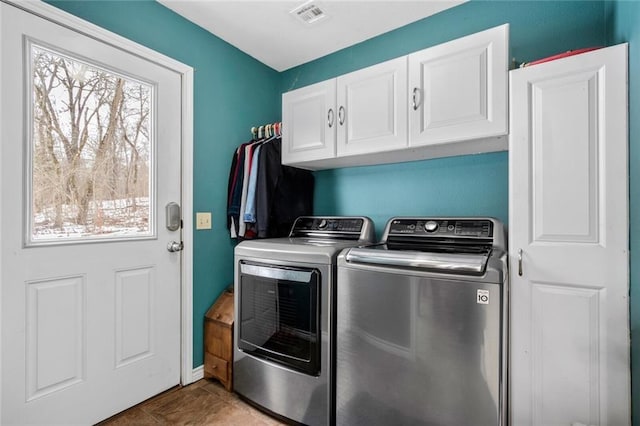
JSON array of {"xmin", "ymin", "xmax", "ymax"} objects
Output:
[{"xmin": 0, "ymin": 3, "xmax": 195, "ymax": 418}]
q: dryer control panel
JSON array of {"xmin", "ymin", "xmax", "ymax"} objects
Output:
[{"xmin": 290, "ymin": 216, "xmax": 375, "ymax": 241}]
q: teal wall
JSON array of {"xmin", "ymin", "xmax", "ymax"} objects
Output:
[
  {"xmin": 314, "ymin": 152, "xmax": 508, "ymax": 235},
  {"xmin": 44, "ymin": 0, "xmax": 281, "ymax": 367},
  {"xmin": 607, "ymin": 0, "xmax": 640, "ymax": 423}
]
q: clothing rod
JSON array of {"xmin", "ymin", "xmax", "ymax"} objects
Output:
[{"xmin": 250, "ymin": 122, "xmax": 282, "ymax": 139}]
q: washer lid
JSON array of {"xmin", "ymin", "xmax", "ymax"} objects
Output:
[{"xmin": 345, "ymin": 245, "xmax": 490, "ymax": 275}]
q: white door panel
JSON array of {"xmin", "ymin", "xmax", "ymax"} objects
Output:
[
  {"xmin": 531, "ymin": 70, "xmax": 599, "ymax": 243},
  {"xmin": 409, "ymin": 24, "xmax": 508, "ymax": 146},
  {"xmin": 336, "ymin": 56, "xmax": 408, "ymax": 156},
  {"xmin": 1, "ymin": 3, "xmax": 182, "ymax": 424},
  {"xmin": 509, "ymin": 44, "xmax": 629, "ymax": 426},
  {"xmin": 282, "ymin": 79, "xmax": 336, "ymax": 164}
]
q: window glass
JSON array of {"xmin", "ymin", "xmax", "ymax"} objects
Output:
[{"xmin": 30, "ymin": 44, "xmax": 153, "ymax": 243}]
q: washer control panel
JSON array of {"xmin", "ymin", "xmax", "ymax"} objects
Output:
[{"xmin": 388, "ymin": 218, "xmax": 493, "ymax": 238}]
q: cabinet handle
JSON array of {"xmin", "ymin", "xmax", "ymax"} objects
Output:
[
  {"xmin": 327, "ymin": 108, "xmax": 334, "ymax": 128},
  {"xmin": 518, "ymin": 249, "xmax": 523, "ymax": 276},
  {"xmin": 412, "ymin": 87, "xmax": 422, "ymax": 111},
  {"xmin": 338, "ymin": 106, "xmax": 345, "ymax": 126}
]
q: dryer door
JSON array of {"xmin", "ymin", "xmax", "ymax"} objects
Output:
[{"xmin": 238, "ymin": 261, "xmax": 321, "ymax": 376}]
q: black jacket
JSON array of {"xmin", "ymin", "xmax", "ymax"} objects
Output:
[{"xmin": 256, "ymin": 138, "xmax": 314, "ymax": 238}]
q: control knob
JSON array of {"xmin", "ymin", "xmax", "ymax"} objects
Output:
[
  {"xmin": 318, "ymin": 219, "xmax": 328, "ymax": 229},
  {"xmin": 425, "ymin": 220, "xmax": 439, "ymax": 233}
]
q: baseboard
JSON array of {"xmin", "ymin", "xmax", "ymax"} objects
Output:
[{"xmin": 191, "ymin": 365, "xmax": 204, "ymax": 382}]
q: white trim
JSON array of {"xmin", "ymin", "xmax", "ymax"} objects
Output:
[
  {"xmin": 191, "ymin": 365, "xmax": 205, "ymax": 382},
  {"xmin": 180, "ymin": 68, "xmax": 195, "ymax": 385},
  {"xmin": 0, "ymin": 3, "xmax": 4, "ymax": 422},
  {"xmin": 4, "ymin": 0, "xmax": 195, "ymax": 388}
]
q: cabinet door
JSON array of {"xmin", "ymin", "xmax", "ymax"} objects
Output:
[
  {"xmin": 509, "ymin": 44, "xmax": 629, "ymax": 425},
  {"xmin": 336, "ymin": 56, "xmax": 408, "ymax": 156},
  {"xmin": 282, "ymin": 79, "xmax": 336, "ymax": 165},
  {"xmin": 409, "ymin": 24, "xmax": 508, "ymax": 147}
]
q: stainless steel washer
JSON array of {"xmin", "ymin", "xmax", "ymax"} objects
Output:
[
  {"xmin": 336, "ymin": 217, "xmax": 508, "ymax": 426},
  {"xmin": 234, "ymin": 216, "xmax": 375, "ymax": 426}
]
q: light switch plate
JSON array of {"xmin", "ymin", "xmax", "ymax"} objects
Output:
[{"xmin": 196, "ymin": 212, "xmax": 212, "ymax": 230}]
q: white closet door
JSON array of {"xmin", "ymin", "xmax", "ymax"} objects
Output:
[{"xmin": 509, "ymin": 44, "xmax": 630, "ymax": 426}]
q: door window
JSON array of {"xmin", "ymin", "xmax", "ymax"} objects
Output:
[{"xmin": 29, "ymin": 42, "xmax": 154, "ymax": 244}]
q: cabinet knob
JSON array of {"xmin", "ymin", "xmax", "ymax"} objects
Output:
[
  {"xmin": 412, "ymin": 87, "xmax": 422, "ymax": 111},
  {"xmin": 327, "ymin": 108, "xmax": 334, "ymax": 128},
  {"xmin": 338, "ymin": 106, "xmax": 345, "ymax": 125}
]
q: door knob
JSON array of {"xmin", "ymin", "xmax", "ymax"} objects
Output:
[{"xmin": 167, "ymin": 241, "xmax": 184, "ymax": 252}]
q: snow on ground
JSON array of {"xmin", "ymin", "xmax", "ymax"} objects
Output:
[{"xmin": 33, "ymin": 197, "xmax": 151, "ymax": 240}]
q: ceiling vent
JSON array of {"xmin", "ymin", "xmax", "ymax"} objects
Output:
[{"xmin": 290, "ymin": 2, "xmax": 327, "ymax": 25}]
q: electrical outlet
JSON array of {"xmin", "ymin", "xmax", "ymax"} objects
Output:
[{"xmin": 196, "ymin": 212, "xmax": 212, "ymax": 230}]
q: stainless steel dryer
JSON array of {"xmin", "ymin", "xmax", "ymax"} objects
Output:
[
  {"xmin": 336, "ymin": 217, "xmax": 508, "ymax": 426},
  {"xmin": 234, "ymin": 216, "xmax": 375, "ymax": 426}
]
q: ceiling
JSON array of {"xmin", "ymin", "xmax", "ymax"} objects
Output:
[{"xmin": 158, "ymin": 1, "xmax": 466, "ymax": 71}]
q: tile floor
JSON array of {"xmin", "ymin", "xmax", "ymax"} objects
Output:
[{"xmin": 98, "ymin": 379, "xmax": 287, "ymax": 425}]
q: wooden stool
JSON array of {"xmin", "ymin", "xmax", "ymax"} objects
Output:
[{"xmin": 204, "ymin": 290, "xmax": 234, "ymax": 391}]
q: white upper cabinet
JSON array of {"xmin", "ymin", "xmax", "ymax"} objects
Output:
[
  {"xmin": 282, "ymin": 24, "xmax": 509, "ymax": 170},
  {"xmin": 282, "ymin": 79, "xmax": 336, "ymax": 164},
  {"xmin": 282, "ymin": 57, "xmax": 407, "ymax": 167},
  {"xmin": 409, "ymin": 24, "xmax": 508, "ymax": 147},
  {"xmin": 336, "ymin": 57, "xmax": 408, "ymax": 157}
]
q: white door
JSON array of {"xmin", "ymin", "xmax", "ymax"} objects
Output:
[
  {"xmin": 509, "ymin": 44, "xmax": 630, "ymax": 425},
  {"xmin": 336, "ymin": 56, "xmax": 408, "ymax": 156},
  {"xmin": 408, "ymin": 24, "xmax": 508, "ymax": 147},
  {"xmin": 282, "ymin": 79, "xmax": 336, "ymax": 165},
  {"xmin": 1, "ymin": 3, "xmax": 182, "ymax": 424}
]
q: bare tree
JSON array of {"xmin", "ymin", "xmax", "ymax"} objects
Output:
[
  {"xmin": 119, "ymin": 83, "xmax": 150, "ymax": 213},
  {"xmin": 31, "ymin": 46, "xmax": 151, "ymax": 238}
]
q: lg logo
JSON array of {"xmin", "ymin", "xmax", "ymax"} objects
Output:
[{"xmin": 477, "ymin": 289, "xmax": 490, "ymax": 305}]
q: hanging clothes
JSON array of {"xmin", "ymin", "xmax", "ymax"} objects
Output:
[
  {"xmin": 226, "ymin": 141, "xmax": 252, "ymax": 237},
  {"xmin": 238, "ymin": 142, "xmax": 257, "ymax": 237},
  {"xmin": 243, "ymin": 144, "xmax": 262, "ymax": 223},
  {"xmin": 255, "ymin": 138, "xmax": 314, "ymax": 238},
  {"xmin": 226, "ymin": 147, "xmax": 239, "ymax": 235},
  {"xmin": 226, "ymin": 134, "xmax": 313, "ymax": 240}
]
